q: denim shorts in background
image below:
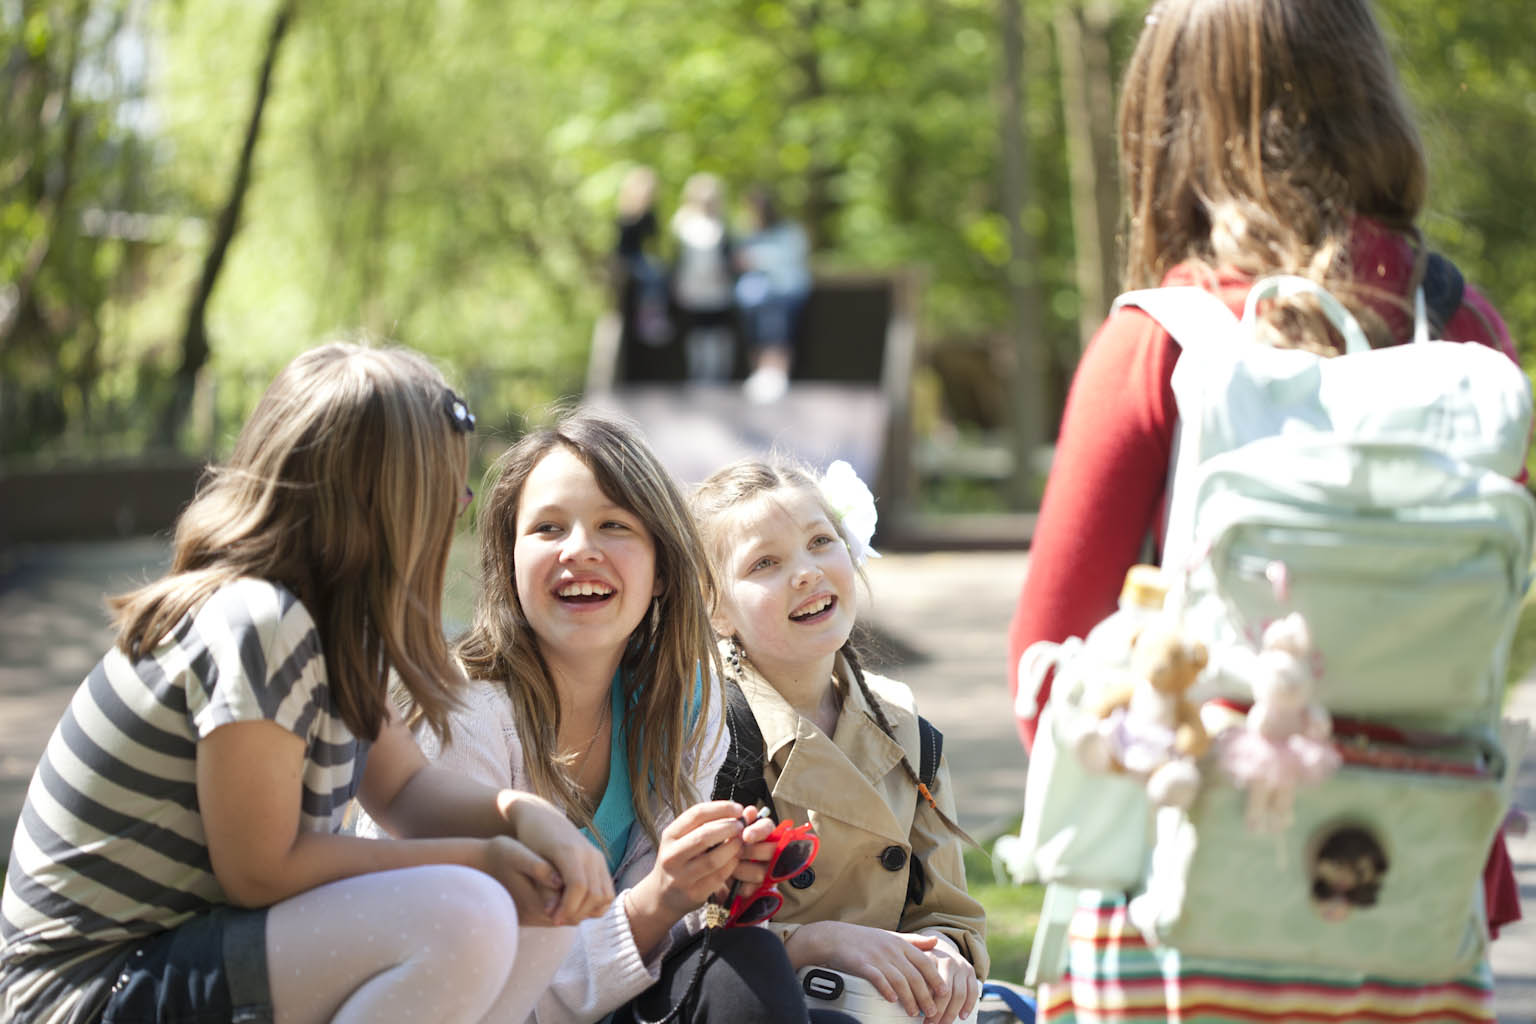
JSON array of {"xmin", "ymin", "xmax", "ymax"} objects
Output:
[{"xmin": 101, "ymin": 906, "xmax": 271, "ymax": 1024}]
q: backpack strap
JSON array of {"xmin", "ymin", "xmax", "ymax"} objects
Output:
[
  {"xmin": 712, "ymin": 680, "xmax": 777, "ymax": 818},
  {"xmin": 1422, "ymin": 252, "xmax": 1465, "ymax": 336},
  {"xmin": 979, "ymin": 982, "xmax": 1039, "ymax": 1023},
  {"xmin": 1024, "ymin": 882, "xmax": 1079, "ymax": 986},
  {"xmin": 1112, "ymin": 286, "xmax": 1243, "ymax": 577},
  {"xmin": 917, "ymin": 716, "xmax": 942, "ymax": 788},
  {"xmin": 905, "ymin": 716, "xmax": 945, "ymax": 908},
  {"xmin": 1112, "ymin": 286, "xmax": 1241, "ymax": 358}
]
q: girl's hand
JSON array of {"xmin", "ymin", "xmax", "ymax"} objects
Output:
[
  {"xmin": 623, "ymin": 800, "xmax": 757, "ymax": 954},
  {"xmin": 480, "ymin": 834, "xmax": 568, "ymax": 926},
  {"xmin": 634, "ymin": 801, "xmax": 752, "ymax": 918},
  {"xmin": 785, "ymin": 921, "xmax": 945, "ymax": 1020},
  {"xmin": 720, "ymin": 804, "xmax": 779, "ymax": 900},
  {"xmin": 499, "ymin": 790, "xmax": 613, "ymax": 926},
  {"xmin": 924, "ymin": 937, "xmax": 980, "ymax": 1024}
]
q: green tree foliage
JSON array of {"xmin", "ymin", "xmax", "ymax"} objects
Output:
[
  {"xmin": 147, "ymin": 0, "xmax": 611, "ymax": 443},
  {"xmin": 1379, "ymin": 2, "xmax": 1536, "ymax": 345},
  {"xmin": 0, "ymin": 0, "xmax": 156, "ymax": 456},
  {"xmin": 5, "ymin": 0, "xmax": 1534, "ymax": 482},
  {"xmin": 10, "ymin": 0, "xmax": 1087, "ymax": 456}
]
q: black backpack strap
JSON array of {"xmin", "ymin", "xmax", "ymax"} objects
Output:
[
  {"xmin": 712, "ymin": 680, "xmax": 777, "ymax": 819},
  {"xmin": 917, "ymin": 716, "xmax": 943, "ymax": 788},
  {"xmin": 1422, "ymin": 252, "xmax": 1465, "ymax": 335},
  {"xmin": 904, "ymin": 716, "xmax": 945, "ymax": 908}
]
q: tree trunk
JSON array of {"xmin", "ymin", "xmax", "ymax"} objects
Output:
[
  {"xmin": 156, "ymin": 0, "xmax": 295, "ymax": 448},
  {"xmin": 789, "ymin": 0, "xmax": 838, "ymax": 249},
  {"xmin": 997, "ymin": 0, "xmax": 1047, "ymax": 508},
  {"xmin": 0, "ymin": 0, "xmax": 91, "ymax": 355},
  {"xmin": 1056, "ymin": 1, "xmax": 1121, "ymax": 353}
]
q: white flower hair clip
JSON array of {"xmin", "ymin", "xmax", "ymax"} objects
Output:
[{"xmin": 818, "ymin": 459, "xmax": 881, "ymax": 567}]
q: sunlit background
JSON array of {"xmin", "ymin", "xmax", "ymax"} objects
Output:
[{"xmin": 3, "ymin": 0, "xmax": 1533, "ymax": 529}]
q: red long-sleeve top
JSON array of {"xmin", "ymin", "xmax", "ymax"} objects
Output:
[{"xmin": 1006, "ymin": 222, "xmax": 1524, "ymax": 933}]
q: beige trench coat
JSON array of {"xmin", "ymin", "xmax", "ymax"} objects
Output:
[{"xmin": 733, "ymin": 655, "xmax": 990, "ymax": 978}]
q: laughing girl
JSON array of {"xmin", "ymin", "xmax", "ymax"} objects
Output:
[
  {"xmin": 692, "ymin": 458, "xmax": 989, "ymax": 1024},
  {"xmin": 359, "ymin": 409, "xmax": 825, "ymax": 1023}
]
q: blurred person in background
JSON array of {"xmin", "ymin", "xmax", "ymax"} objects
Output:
[
  {"xmin": 671, "ymin": 173, "xmax": 739, "ymax": 383},
  {"xmin": 735, "ymin": 185, "xmax": 811, "ymax": 404}
]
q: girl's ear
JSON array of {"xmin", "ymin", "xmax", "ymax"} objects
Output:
[{"xmin": 709, "ymin": 606, "xmax": 736, "ymax": 638}]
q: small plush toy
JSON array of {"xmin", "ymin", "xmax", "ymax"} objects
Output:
[
  {"xmin": 1309, "ymin": 824, "xmax": 1389, "ymax": 922},
  {"xmin": 1217, "ymin": 612, "xmax": 1341, "ymax": 833},
  {"xmin": 1076, "ymin": 623, "xmax": 1210, "ymax": 809}
]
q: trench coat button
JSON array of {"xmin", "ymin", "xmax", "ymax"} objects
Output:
[
  {"xmin": 789, "ymin": 866, "xmax": 815, "ymax": 889},
  {"xmin": 880, "ymin": 845, "xmax": 907, "ymax": 871}
]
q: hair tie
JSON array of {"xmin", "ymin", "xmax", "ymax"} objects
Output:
[
  {"xmin": 443, "ymin": 389, "xmax": 476, "ymax": 433},
  {"xmin": 916, "ymin": 782, "xmax": 939, "ymax": 811}
]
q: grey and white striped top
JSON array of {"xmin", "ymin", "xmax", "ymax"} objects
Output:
[{"xmin": 0, "ymin": 578, "xmax": 364, "ymax": 1024}]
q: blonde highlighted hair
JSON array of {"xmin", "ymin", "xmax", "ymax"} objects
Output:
[
  {"xmin": 1119, "ymin": 0, "xmax": 1427, "ymax": 350},
  {"xmin": 457, "ymin": 409, "xmax": 718, "ymax": 842},
  {"xmin": 111, "ymin": 340, "xmax": 470, "ymax": 742}
]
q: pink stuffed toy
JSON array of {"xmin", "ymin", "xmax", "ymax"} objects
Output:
[{"xmin": 1217, "ymin": 612, "xmax": 1341, "ymax": 832}]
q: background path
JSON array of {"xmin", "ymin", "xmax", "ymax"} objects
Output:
[{"xmin": 1, "ymin": 542, "xmax": 1531, "ymax": 1019}]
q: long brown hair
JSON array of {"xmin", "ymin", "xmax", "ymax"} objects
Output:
[
  {"xmin": 110, "ymin": 341, "xmax": 470, "ymax": 742},
  {"xmin": 1119, "ymin": 0, "xmax": 1427, "ymax": 350},
  {"xmin": 457, "ymin": 409, "xmax": 718, "ymax": 842},
  {"xmin": 692, "ymin": 458, "xmax": 971, "ymax": 844}
]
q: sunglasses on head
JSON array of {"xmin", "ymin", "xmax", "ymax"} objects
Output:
[{"xmin": 715, "ymin": 819, "xmax": 819, "ymax": 928}]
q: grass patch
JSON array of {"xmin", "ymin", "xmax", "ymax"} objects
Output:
[{"xmin": 965, "ymin": 825, "xmax": 1045, "ymax": 983}]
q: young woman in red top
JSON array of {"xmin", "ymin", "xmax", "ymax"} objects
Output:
[{"xmin": 1007, "ymin": 0, "xmax": 1521, "ymax": 1018}]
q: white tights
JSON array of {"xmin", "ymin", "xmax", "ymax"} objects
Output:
[{"xmin": 266, "ymin": 864, "xmax": 573, "ymax": 1024}]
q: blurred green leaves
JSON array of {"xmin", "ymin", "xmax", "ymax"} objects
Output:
[
  {"xmin": 3, "ymin": 0, "xmax": 1533, "ymax": 468},
  {"xmin": 1379, "ymin": 1, "xmax": 1536, "ymax": 361}
]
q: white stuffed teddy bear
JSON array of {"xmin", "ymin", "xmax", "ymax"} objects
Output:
[{"xmin": 1217, "ymin": 612, "xmax": 1341, "ymax": 833}]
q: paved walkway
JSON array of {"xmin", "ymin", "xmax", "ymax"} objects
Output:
[{"xmin": 1, "ymin": 542, "xmax": 1533, "ymax": 1019}]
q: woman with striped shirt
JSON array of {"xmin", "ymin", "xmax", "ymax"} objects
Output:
[{"xmin": 1, "ymin": 342, "xmax": 613, "ymax": 1024}]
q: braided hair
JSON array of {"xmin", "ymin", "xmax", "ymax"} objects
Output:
[{"xmin": 838, "ymin": 642, "xmax": 974, "ymax": 847}]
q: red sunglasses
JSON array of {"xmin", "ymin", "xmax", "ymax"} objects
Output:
[{"xmin": 716, "ymin": 819, "xmax": 819, "ymax": 928}]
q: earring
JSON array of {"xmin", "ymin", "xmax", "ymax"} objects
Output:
[{"xmin": 726, "ymin": 635, "xmax": 745, "ymax": 676}]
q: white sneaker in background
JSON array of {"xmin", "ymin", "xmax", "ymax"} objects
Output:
[{"xmin": 744, "ymin": 365, "xmax": 788, "ymax": 404}]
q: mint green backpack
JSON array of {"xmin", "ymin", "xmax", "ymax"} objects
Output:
[{"xmin": 1004, "ymin": 275, "xmax": 1534, "ymax": 985}]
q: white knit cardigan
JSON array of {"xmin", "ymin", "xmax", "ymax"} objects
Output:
[{"xmin": 356, "ymin": 676, "xmax": 728, "ymax": 1023}]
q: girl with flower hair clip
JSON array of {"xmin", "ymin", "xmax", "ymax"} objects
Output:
[{"xmin": 692, "ymin": 457, "xmax": 990, "ymax": 1024}]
